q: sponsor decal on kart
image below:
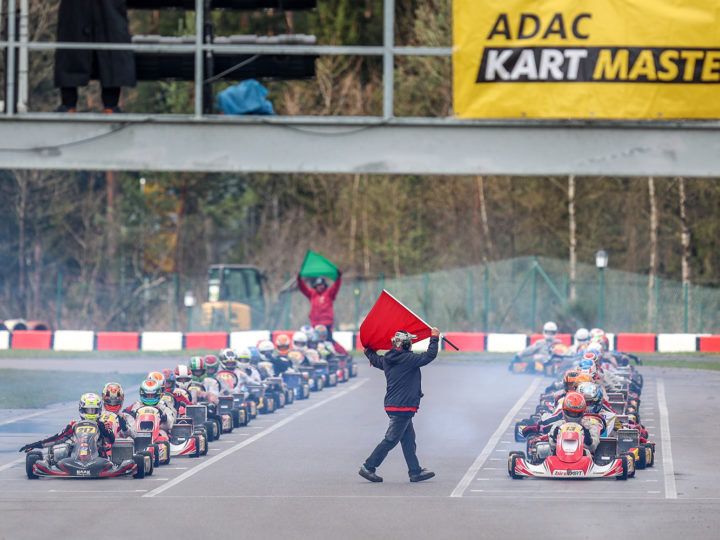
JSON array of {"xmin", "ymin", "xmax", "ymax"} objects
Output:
[
  {"xmin": 76, "ymin": 468, "xmax": 91, "ymax": 476},
  {"xmin": 552, "ymin": 469, "xmax": 584, "ymax": 477}
]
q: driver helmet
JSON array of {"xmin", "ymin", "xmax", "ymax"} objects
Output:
[
  {"xmin": 79, "ymin": 392, "xmax": 102, "ymax": 421},
  {"xmin": 314, "ymin": 324, "xmax": 328, "ymax": 341},
  {"xmin": 392, "ymin": 330, "xmax": 416, "ymax": 350},
  {"xmin": 287, "ymin": 350, "xmax": 304, "ymax": 366},
  {"xmin": 247, "ymin": 346, "xmax": 262, "ymax": 365},
  {"xmin": 292, "ymin": 331, "xmax": 308, "ymax": 352},
  {"xmin": 543, "ymin": 321, "xmax": 558, "ymax": 341},
  {"xmin": 220, "ymin": 348, "xmax": 238, "ymax": 370},
  {"xmin": 275, "ymin": 334, "xmax": 291, "ymax": 356},
  {"xmin": 577, "ymin": 382, "xmax": 603, "ymax": 413},
  {"xmin": 236, "ymin": 349, "xmax": 252, "ymax": 367},
  {"xmin": 581, "ymin": 350, "xmax": 600, "ymax": 368},
  {"xmin": 139, "ymin": 379, "xmax": 162, "ymax": 406},
  {"xmin": 189, "ymin": 356, "xmax": 205, "ymax": 379},
  {"xmin": 161, "ymin": 369, "xmax": 175, "ymax": 391},
  {"xmin": 204, "ymin": 354, "xmax": 220, "ymax": 376},
  {"xmin": 174, "ymin": 364, "xmax": 193, "ymax": 390},
  {"xmin": 305, "ymin": 329, "xmax": 319, "ymax": 350},
  {"xmin": 101, "ymin": 383, "xmax": 124, "ymax": 413},
  {"xmin": 313, "ymin": 277, "xmax": 327, "ymax": 290},
  {"xmin": 147, "ymin": 371, "xmax": 165, "ymax": 387},
  {"xmin": 563, "ymin": 370, "xmax": 582, "ymax": 392},
  {"xmin": 562, "ymin": 391, "xmax": 586, "ymax": 423},
  {"xmin": 257, "ymin": 340, "xmax": 275, "ymax": 357},
  {"xmin": 574, "ymin": 327, "xmax": 590, "ymax": 344}
]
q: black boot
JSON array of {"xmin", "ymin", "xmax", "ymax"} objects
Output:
[
  {"xmin": 359, "ymin": 465, "xmax": 383, "ymax": 482},
  {"xmin": 409, "ymin": 468, "xmax": 435, "ymax": 482}
]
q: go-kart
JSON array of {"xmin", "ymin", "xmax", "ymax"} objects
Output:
[
  {"xmin": 264, "ymin": 376, "xmax": 294, "ymax": 407},
  {"xmin": 282, "ymin": 370, "xmax": 310, "ymax": 400},
  {"xmin": 298, "ymin": 365, "xmax": 325, "ymax": 392},
  {"xmin": 245, "ymin": 382, "xmax": 276, "ymax": 414},
  {"xmin": 215, "ymin": 370, "xmax": 253, "ymax": 425},
  {"xmin": 25, "ymin": 420, "xmax": 148, "ymax": 479},
  {"xmin": 133, "ymin": 406, "xmax": 172, "ymax": 466},
  {"xmin": 508, "ymin": 423, "xmax": 634, "ymax": 480}
]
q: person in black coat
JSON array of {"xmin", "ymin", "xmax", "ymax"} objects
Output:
[
  {"xmin": 359, "ymin": 328, "xmax": 440, "ymax": 483},
  {"xmin": 54, "ymin": 0, "xmax": 136, "ymax": 112}
]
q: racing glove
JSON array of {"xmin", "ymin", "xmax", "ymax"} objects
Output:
[
  {"xmin": 97, "ymin": 421, "xmax": 110, "ymax": 435},
  {"xmin": 19, "ymin": 442, "xmax": 39, "ymax": 453},
  {"xmin": 117, "ymin": 415, "xmax": 128, "ymax": 432},
  {"xmin": 521, "ymin": 425, "xmax": 538, "ymax": 437},
  {"xmin": 160, "ymin": 412, "xmax": 168, "ymax": 423},
  {"xmin": 549, "ymin": 425, "xmax": 560, "ymax": 442},
  {"xmin": 582, "ymin": 426, "xmax": 593, "ymax": 446}
]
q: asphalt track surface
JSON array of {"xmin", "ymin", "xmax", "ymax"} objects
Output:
[{"xmin": 1, "ymin": 357, "xmax": 719, "ymax": 540}]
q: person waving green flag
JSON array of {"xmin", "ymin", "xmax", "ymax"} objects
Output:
[{"xmin": 299, "ymin": 250, "xmax": 339, "ymax": 280}]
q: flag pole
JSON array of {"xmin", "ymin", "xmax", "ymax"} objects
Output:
[{"xmin": 443, "ymin": 336, "xmax": 459, "ymax": 351}]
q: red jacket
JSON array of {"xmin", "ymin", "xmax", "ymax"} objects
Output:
[{"xmin": 297, "ymin": 273, "xmax": 342, "ymax": 327}]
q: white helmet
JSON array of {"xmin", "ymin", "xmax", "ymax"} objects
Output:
[
  {"xmin": 586, "ymin": 341, "xmax": 603, "ymax": 353},
  {"xmin": 543, "ymin": 321, "xmax": 558, "ymax": 339},
  {"xmin": 574, "ymin": 328, "xmax": 590, "ymax": 343},
  {"xmin": 292, "ymin": 331, "xmax": 308, "ymax": 351},
  {"xmin": 174, "ymin": 364, "xmax": 192, "ymax": 390},
  {"xmin": 257, "ymin": 340, "xmax": 274, "ymax": 355}
]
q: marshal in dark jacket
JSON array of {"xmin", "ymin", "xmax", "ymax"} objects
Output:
[
  {"xmin": 55, "ymin": 0, "xmax": 136, "ymax": 88},
  {"xmin": 365, "ymin": 336, "xmax": 439, "ymax": 411}
]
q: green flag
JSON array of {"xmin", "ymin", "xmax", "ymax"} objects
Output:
[{"xmin": 299, "ymin": 250, "xmax": 339, "ymax": 280}]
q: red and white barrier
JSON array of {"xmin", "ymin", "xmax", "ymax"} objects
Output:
[
  {"xmin": 487, "ymin": 333, "xmax": 528, "ymax": 353},
  {"xmin": 2, "ymin": 329, "xmax": 720, "ymax": 353},
  {"xmin": 53, "ymin": 330, "xmax": 94, "ymax": 352},
  {"xmin": 96, "ymin": 332, "xmax": 140, "ymax": 351},
  {"xmin": 229, "ymin": 331, "xmax": 271, "ymax": 351},
  {"xmin": 141, "ymin": 331, "xmax": 183, "ymax": 351},
  {"xmin": 657, "ymin": 333, "xmax": 700, "ymax": 353}
]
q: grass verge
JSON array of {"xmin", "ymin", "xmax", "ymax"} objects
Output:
[{"xmin": 0, "ymin": 370, "xmax": 147, "ymax": 409}]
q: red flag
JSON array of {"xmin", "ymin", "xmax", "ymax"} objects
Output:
[{"xmin": 359, "ymin": 290, "xmax": 431, "ymax": 350}]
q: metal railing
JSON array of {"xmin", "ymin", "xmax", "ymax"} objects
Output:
[{"xmin": 1, "ymin": 0, "xmax": 451, "ymax": 119}]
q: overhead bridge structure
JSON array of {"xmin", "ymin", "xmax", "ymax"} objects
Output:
[{"xmin": 1, "ymin": 0, "xmax": 719, "ymax": 177}]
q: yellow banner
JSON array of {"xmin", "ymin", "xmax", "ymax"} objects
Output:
[{"xmin": 453, "ymin": 0, "xmax": 720, "ymax": 119}]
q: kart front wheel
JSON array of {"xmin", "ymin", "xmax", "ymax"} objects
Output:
[
  {"xmin": 25, "ymin": 451, "xmax": 42, "ymax": 479},
  {"xmin": 133, "ymin": 455, "xmax": 146, "ymax": 479},
  {"xmin": 508, "ymin": 454, "xmax": 523, "ymax": 479}
]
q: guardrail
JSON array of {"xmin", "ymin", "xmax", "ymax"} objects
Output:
[{"xmin": 1, "ymin": 0, "xmax": 451, "ymax": 118}]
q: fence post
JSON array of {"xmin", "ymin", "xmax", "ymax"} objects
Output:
[
  {"xmin": 468, "ymin": 271, "xmax": 474, "ymax": 329},
  {"xmin": 354, "ymin": 285, "xmax": 360, "ymax": 330},
  {"xmin": 484, "ymin": 264, "xmax": 489, "ymax": 331},
  {"xmin": 698, "ymin": 295, "xmax": 704, "ymax": 333},
  {"xmin": 56, "ymin": 271, "xmax": 63, "ymax": 330},
  {"xmin": 284, "ymin": 272, "xmax": 291, "ymax": 330},
  {"xmin": 654, "ymin": 278, "xmax": 659, "ymax": 332},
  {"xmin": 423, "ymin": 273, "xmax": 430, "ymax": 321},
  {"xmin": 562, "ymin": 274, "xmax": 568, "ymax": 298},
  {"xmin": 683, "ymin": 282, "xmax": 688, "ymax": 333},
  {"xmin": 172, "ymin": 273, "xmax": 179, "ymax": 331},
  {"xmin": 530, "ymin": 257, "xmax": 537, "ymax": 330}
]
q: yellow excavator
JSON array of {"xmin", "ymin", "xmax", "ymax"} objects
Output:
[{"xmin": 200, "ymin": 264, "xmax": 267, "ymax": 331}]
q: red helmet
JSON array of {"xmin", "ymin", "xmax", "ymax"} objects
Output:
[
  {"xmin": 562, "ymin": 391, "xmax": 586, "ymax": 422},
  {"xmin": 204, "ymin": 354, "xmax": 220, "ymax": 375},
  {"xmin": 102, "ymin": 382, "xmax": 124, "ymax": 413}
]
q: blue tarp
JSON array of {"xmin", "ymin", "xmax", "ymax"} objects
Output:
[{"xmin": 216, "ymin": 79, "xmax": 274, "ymax": 115}]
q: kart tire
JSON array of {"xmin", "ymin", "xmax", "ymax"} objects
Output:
[
  {"xmin": 302, "ymin": 385, "xmax": 310, "ymax": 399},
  {"xmin": 203, "ymin": 421, "xmax": 216, "ymax": 441},
  {"xmin": 152, "ymin": 444, "xmax": 161, "ymax": 467},
  {"xmin": 211, "ymin": 418, "xmax": 222, "ymax": 439},
  {"xmin": 140, "ymin": 451, "xmax": 154, "ymax": 476},
  {"xmin": 266, "ymin": 397, "xmax": 275, "ymax": 413},
  {"xmin": 508, "ymin": 455, "xmax": 523, "ymax": 479},
  {"xmin": 161, "ymin": 442, "xmax": 171, "ymax": 465},
  {"xmin": 646, "ymin": 444, "xmax": 655, "ymax": 467},
  {"xmin": 25, "ymin": 451, "xmax": 42, "ymax": 479},
  {"xmin": 133, "ymin": 455, "xmax": 146, "ymax": 479},
  {"xmin": 239, "ymin": 409, "xmax": 248, "ymax": 426},
  {"xmin": 637, "ymin": 447, "xmax": 647, "ymax": 470},
  {"xmin": 191, "ymin": 436, "xmax": 201, "ymax": 458},
  {"xmin": 286, "ymin": 390, "xmax": 294, "ymax": 405},
  {"xmin": 317, "ymin": 378, "xmax": 324, "ymax": 391},
  {"xmin": 278, "ymin": 392, "xmax": 286, "ymax": 408}
]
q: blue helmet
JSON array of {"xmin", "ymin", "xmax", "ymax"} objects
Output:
[{"xmin": 577, "ymin": 382, "xmax": 603, "ymax": 413}]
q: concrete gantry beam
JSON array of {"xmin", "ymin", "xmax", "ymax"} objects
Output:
[{"xmin": 0, "ymin": 114, "xmax": 719, "ymax": 176}]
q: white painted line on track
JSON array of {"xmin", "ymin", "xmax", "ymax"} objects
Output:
[
  {"xmin": 656, "ymin": 378, "xmax": 677, "ymax": 500},
  {"xmin": 143, "ymin": 379, "xmax": 368, "ymax": 498},
  {"xmin": 450, "ymin": 377, "xmax": 542, "ymax": 498},
  {"xmin": 0, "ymin": 457, "xmax": 24, "ymax": 473},
  {"xmin": 0, "ymin": 410, "xmax": 48, "ymax": 427}
]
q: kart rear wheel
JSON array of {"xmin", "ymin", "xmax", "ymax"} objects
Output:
[
  {"xmin": 286, "ymin": 390, "xmax": 294, "ymax": 405},
  {"xmin": 644, "ymin": 444, "xmax": 655, "ymax": 467},
  {"xmin": 190, "ymin": 436, "xmax": 201, "ymax": 458},
  {"xmin": 140, "ymin": 451, "xmax": 154, "ymax": 476},
  {"xmin": 151, "ymin": 444, "xmax": 161, "ymax": 467},
  {"xmin": 637, "ymin": 447, "xmax": 647, "ymax": 470},
  {"xmin": 508, "ymin": 454, "xmax": 523, "ymax": 479},
  {"xmin": 161, "ymin": 442, "xmax": 171, "ymax": 465},
  {"xmin": 133, "ymin": 455, "xmax": 146, "ymax": 479},
  {"xmin": 25, "ymin": 451, "xmax": 42, "ymax": 479},
  {"xmin": 231, "ymin": 409, "xmax": 241, "ymax": 428}
]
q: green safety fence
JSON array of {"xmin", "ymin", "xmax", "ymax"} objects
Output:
[{"xmin": 38, "ymin": 256, "xmax": 720, "ymax": 334}]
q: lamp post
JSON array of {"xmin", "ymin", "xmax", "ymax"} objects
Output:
[
  {"xmin": 184, "ymin": 291, "xmax": 196, "ymax": 333},
  {"xmin": 595, "ymin": 250, "xmax": 608, "ymax": 329}
]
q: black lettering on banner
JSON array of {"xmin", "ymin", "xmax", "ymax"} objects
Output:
[
  {"xmin": 542, "ymin": 13, "xmax": 566, "ymax": 40},
  {"xmin": 487, "ymin": 13, "xmax": 511, "ymax": 40},
  {"xmin": 517, "ymin": 14, "xmax": 540, "ymax": 40},
  {"xmin": 572, "ymin": 13, "xmax": 591, "ymax": 39},
  {"xmin": 476, "ymin": 46, "xmax": 720, "ymax": 83}
]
